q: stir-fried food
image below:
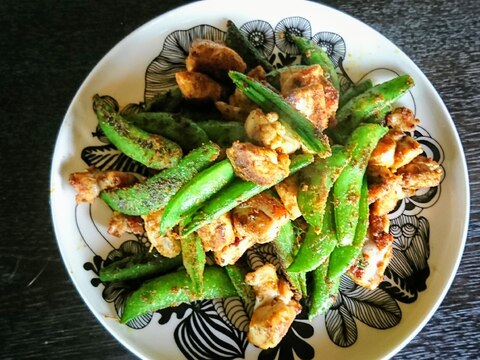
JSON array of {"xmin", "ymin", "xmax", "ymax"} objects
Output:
[{"xmin": 68, "ymin": 21, "xmax": 443, "ymax": 350}]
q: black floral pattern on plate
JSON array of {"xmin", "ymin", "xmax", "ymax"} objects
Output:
[{"xmin": 77, "ymin": 17, "xmax": 446, "ymax": 360}]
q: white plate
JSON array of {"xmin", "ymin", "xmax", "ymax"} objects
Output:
[{"xmin": 50, "ymin": 1, "xmax": 470, "ymax": 359}]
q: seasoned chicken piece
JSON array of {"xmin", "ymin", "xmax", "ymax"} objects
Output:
[
  {"xmin": 367, "ymin": 165, "xmax": 402, "ymax": 205},
  {"xmin": 370, "ymin": 182, "xmax": 406, "ymax": 216},
  {"xmin": 175, "ymin": 71, "xmax": 223, "ymax": 102},
  {"xmin": 186, "ymin": 39, "xmax": 247, "ymax": 81},
  {"xmin": 244, "ymin": 108, "xmax": 301, "ymax": 154},
  {"xmin": 280, "ymin": 64, "xmax": 338, "ymax": 131},
  {"xmin": 232, "ymin": 192, "xmax": 289, "ymax": 244},
  {"xmin": 197, "ymin": 212, "xmax": 236, "ymax": 252},
  {"xmin": 69, "ymin": 166, "xmax": 140, "ymax": 203},
  {"xmin": 215, "ymin": 66, "xmax": 267, "ymax": 121},
  {"xmin": 369, "ymin": 130, "xmax": 402, "ymax": 168},
  {"xmin": 397, "ymin": 155, "xmax": 443, "ymax": 190},
  {"xmin": 391, "ymin": 134, "xmax": 424, "ymax": 170},
  {"xmin": 274, "ymin": 175, "xmax": 302, "ymax": 219},
  {"xmin": 142, "ymin": 209, "xmax": 181, "ymax": 258},
  {"xmin": 245, "ymin": 263, "xmax": 302, "ymax": 349},
  {"xmin": 213, "ymin": 193, "xmax": 289, "ymax": 266},
  {"xmin": 107, "ymin": 211, "xmax": 144, "ymax": 237},
  {"xmin": 348, "ymin": 214, "xmax": 394, "ymax": 290},
  {"xmin": 385, "ymin": 107, "xmax": 420, "ymax": 132},
  {"xmin": 226, "ymin": 141, "xmax": 291, "ymax": 187}
]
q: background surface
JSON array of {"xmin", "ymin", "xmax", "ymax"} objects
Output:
[{"xmin": 1, "ymin": 0, "xmax": 478, "ymax": 358}]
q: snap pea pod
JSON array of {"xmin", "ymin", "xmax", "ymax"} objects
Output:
[
  {"xmin": 338, "ymin": 79, "xmax": 373, "ymax": 109},
  {"xmin": 225, "ymin": 19, "xmax": 274, "ymax": 72},
  {"xmin": 180, "ymin": 230, "xmax": 206, "ymax": 295},
  {"xmin": 289, "ymin": 195, "xmax": 337, "ymax": 273},
  {"xmin": 273, "ymin": 221, "xmax": 307, "ymax": 296},
  {"xmin": 93, "ymin": 94, "xmax": 183, "ymax": 170},
  {"xmin": 124, "ymin": 112, "xmax": 209, "ymax": 151},
  {"xmin": 309, "ymin": 260, "xmax": 340, "ymax": 320},
  {"xmin": 328, "ymin": 174, "xmax": 369, "ymax": 279},
  {"xmin": 196, "ymin": 120, "xmax": 248, "ymax": 148},
  {"xmin": 225, "ymin": 262, "xmax": 256, "ymax": 311},
  {"xmin": 144, "ymin": 86, "xmax": 184, "ymax": 112},
  {"xmin": 160, "ymin": 159, "xmax": 235, "ymax": 234},
  {"xmin": 333, "ymin": 124, "xmax": 387, "ymax": 246},
  {"xmin": 100, "ymin": 142, "xmax": 220, "ymax": 215},
  {"xmin": 330, "ymin": 75, "xmax": 414, "ymax": 144},
  {"xmin": 99, "ymin": 253, "xmax": 182, "ymax": 283},
  {"xmin": 121, "ymin": 266, "xmax": 237, "ymax": 324},
  {"xmin": 365, "ymin": 104, "xmax": 393, "ymax": 124},
  {"xmin": 297, "ymin": 145, "xmax": 350, "ymax": 231},
  {"xmin": 228, "ymin": 71, "xmax": 331, "ymax": 156},
  {"xmin": 183, "ymin": 153, "xmax": 314, "ymax": 235},
  {"xmin": 291, "ymin": 35, "xmax": 340, "ymax": 90}
]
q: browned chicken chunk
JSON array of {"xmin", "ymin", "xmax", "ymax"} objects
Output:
[
  {"xmin": 274, "ymin": 175, "xmax": 302, "ymax": 219},
  {"xmin": 245, "ymin": 263, "xmax": 302, "ymax": 349},
  {"xmin": 107, "ymin": 211, "xmax": 144, "ymax": 238},
  {"xmin": 142, "ymin": 209, "xmax": 181, "ymax": 258},
  {"xmin": 175, "ymin": 71, "xmax": 223, "ymax": 102},
  {"xmin": 69, "ymin": 166, "xmax": 140, "ymax": 203},
  {"xmin": 348, "ymin": 213, "xmax": 394, "ymax": 289},
  {"xmin": 226, "ymin": 141, "xmax": 291, "ymax": 187},
  {"xmin": 385, "ymin": 106, "xmax": 420, "ymax": 132},
  {"xmin": 186, "ymin": 39, "xmax": 247, "ymax": 81},
  {"xmin": 397, "ymin": 155, "xmax": 444, "ymax": 190},
  {"xmin": 197, "ymin": 212, "xmax": 236, "ymax": 252}
]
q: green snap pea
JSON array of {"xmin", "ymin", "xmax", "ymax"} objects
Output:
[
  {"xmin": 309, "ymin": 261, "xmax": 340, "ymax": 320},
  {"xmin": 338, "ymin": 79, "xmax": 373, "ymax": 109},
  {"xmin": 180, "ymin": 230, "xmax": 206, "ymax": 295},
  {"xmin": 99, "ymin": 253, "xmax": 182, "ymax": 283},
  {"xmin": 225, "ymin": 20, "xmax": 274, "ymax": 72},
  {"xmin": 297, "ymin": 145, "xmax": 350, "ymax": 231},
  {"xmin": 291, "ymin": 35, "xmax": 340, "ymax": 90},
  {"xmin": 273, "ymin": 221, "xmax": 307, "ymax": 296},
  {"xmin": 328, "ymin": 174, "xmax": 369, "ymax": 279},
  {"xmin": 196, "ymin": 120, "xmax": 248, "ymax": 148},
  {"xmin": 100, "ymin": 142, "xmax": 221, "ymax": 215},
  {"xmin": 93, "ymin": 94, "xmax": 183, "ymax": 170},
  {"xmin": 288, "ymin": 195, "xmax": 337, "ymax": 273},
  {"xmin": 225, "ymin": 262, "xmax": 256, "ymax": 311},
  {"xmin": 160, "ymin": 159, "xmax": 235, "ymax": 234},
  {"xmin": 183, "ymin": 153, "xmax": 314, "ymax": 235},
  {"xmin": 228, "ymin": 71, "xmax": 331, "ymax": 156},
  {"xmin": 330, "ymin": 74, "xmax": 413, "ymax": 144},
  {"xmin": 333, "ymin": 124, "xmax": 387, "ymax": 246},
  {"xmin": 144, "ymin": 86, "xmax": 184, "ymax": 112},
  {"xmin": 124, "ymin": 112, "xmax": 209, "ymax": 151},
  {"xmin": 121, "ymin": 266, "xmax": 237, "ymax": 324}
]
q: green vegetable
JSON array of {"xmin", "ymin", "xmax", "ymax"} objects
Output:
[
  {"xmin": 225, "ymin": 19, "xmax": 274, "ymax": 72},
  {"xmin": 291, "ymin": 35, "xmax": 340, "ymax": 90},
  {"xmin": 309, "ymin": 261, "xmax": 340, "ymax": 320},
  {"xmin": 333, "ymin": 124, "xmax": 387, "ymax": 246},
  {"xmin": 225, "ymin": 262, "xmax": 256, "ymax": 311},
  {"xmin": 93, "ymin": 94, "xmax": 183, "ymax": 170},
  {"xmin": 183, "ymin": 153, "xmax": 315, "ymax": 235},
  {"xmin": 330, "ymin": 74, "xmax": 414, "ymax": 144},
  {"xmin": 228, "ymin": 71, "xmax": 331, "ymax": 156},
  {"xmin": 273, "ymin": 221, "xmax": 307, "ymax": 296},
  {"xmin": 196, "ymin": 120, "xmax": 248, "ymax": 148},
  {"xmin": 328, "ymin": 175, "xmax": 369, "ymax": 279},
  {"xmin": 99, "ymin": 253, "xmax": 182, "ymax": 283},
  {"xmin": 121, "ymin": 266, "xmax": 237, "ymax": 323},
  {"xmin": 124, "ymin": 112, "xmax": 209, "ymax": 151},
  {"xmin": 100, "ymin": 142, "xmax": 221, "ymax": 215},
  {"xmin": 339, "ymin": 79, "xmax": 373, "ymax": 109},
  {"xmin": 180, "ymin": 231, "xmax": 206, "ymax": 295},
  {"xmin": 144, "ymin": 86, "xmax": 184, "ymax": 112},
  {"xmin": 288, "ymin": 196, "xmax": 337, "ymax": 273},
  {"xmin": 160, "ymin": 159, "xmax": 235, "ymax": 234},
  {"xmin": 297, "ymin": 145, "xmax": 350, "ymax": 231}
]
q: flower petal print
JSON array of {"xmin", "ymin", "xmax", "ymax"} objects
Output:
[
  {"xmin": 174, "ymin": 300, "xmax": 248, "ymax": 360},
  {"xmin": 380, "ymin": 215, "xmax": 430, "ymax": 303},
  {"xmin": 275, "ymin": 16, "xmax": 312, "ymax": 54},
  {"xmin": 239, "ymin": 20, "xmax": 275, "ymax": 56},
  {"xmin": 145, "ymin": 25, "xmax": 225, "ymax": 101},
  {"xmin": 311, "ymin": 31, "xmax": 346, "ymax": 68}
]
